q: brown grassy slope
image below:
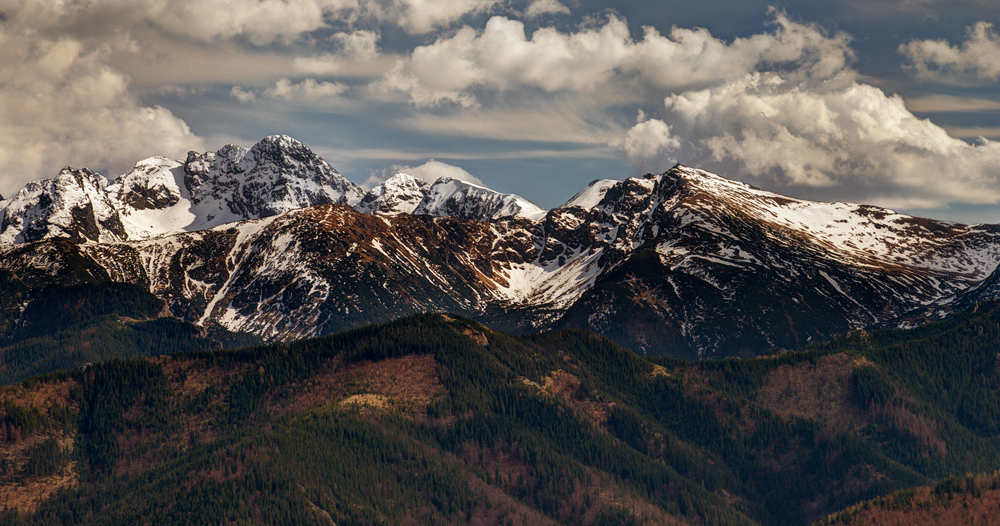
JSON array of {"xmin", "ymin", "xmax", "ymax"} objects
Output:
[
  {"xmin": 0, "ymin": 380, "xmax": 76, "ymax": 512},
  {"xmin": 817, "ymin": 472, "xmax": 1000, "ymax": 526}
]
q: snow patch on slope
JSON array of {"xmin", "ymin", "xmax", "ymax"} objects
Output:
[
  {"xmin": 107, "ymin": 157, "xmax": 197, "ymax": 239},
  {"xmin": 559, "ymin": 179, "xmax": 618, "ymax": 211},
  {"xmin": 413, "ymin": 177, "xmax": 547, "ymax": 221},
  {"xmin": 670, "ymin": 165, "xmax": 1000, "ymax": 278}
]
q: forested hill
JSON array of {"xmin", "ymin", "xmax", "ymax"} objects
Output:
[
  {"xmin": 0, "ymin": 270, "xmax": 261, "ymax": 385},
  {"xmin": 2, "ymin": 307, "xmax": 1000, "ymax": 525}
]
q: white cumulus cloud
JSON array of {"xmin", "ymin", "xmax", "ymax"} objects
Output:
[
  {"xmin": 266, "ymin": 78, "xmax": 349, "ymax": 100},
  {"xmin": 525, "ymin": 0, "xmax": 570, "ymax": 18},
  {"xmin": 620, "ymin": 72, "xmax": 1000, "ymax": 208},
  {"xmin": 901, "ymin": 22, "xmax": 1000, "ymax": 82},
  {"xmin": 620, "ymin": 119, "xmax": 680, "ymax": 171},
  {"xmin": 382, "ymin": 12, "xmax": 854, "ymax": 107},
  {"xmin": 231, "ymin": 86, "xmax": 258, "ymax": 103},
  {"xmin": 0, "ymin": 26, "xmax": 203, "ymax": 196},
  {"xmin": 153, "ymin": 0, "xmax": 358, "ymax": 45}
]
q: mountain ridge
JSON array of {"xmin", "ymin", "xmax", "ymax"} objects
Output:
[{"xmin": 2, "ymin": 137, "xmax": 1000, "ymax": 357}]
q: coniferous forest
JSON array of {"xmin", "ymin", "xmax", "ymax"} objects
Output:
[{"xmin": 1, "ymin": 295, "xmax": 1000, "ymax": 524}]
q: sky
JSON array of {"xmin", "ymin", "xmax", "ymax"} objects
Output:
[{"xmin": 2, "ymin": 0, "xmax": 1000, "ymax": 223}]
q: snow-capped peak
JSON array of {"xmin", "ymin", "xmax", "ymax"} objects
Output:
[
  {"xmin": 642, "ymin": 165, "xmax": 1000, "ymax": 278},
  {"xmin": 0, "ymin": 136, "xmax": 370, "ymax": 244},
  {"xmin": 105, "ymin": 157, "xmax": 196, "ymax": 239},
  {"xmin": 183, "ymin": 136, "xmax": 364, "ymax": 218},
  {"xmin": 412, "ymin": 177, "xmax": 547, "ymax": 222},
  {"xmin": 558, "ymin": 179, "xmax": 619, "ymax": 211},
  {"xmin": 355, "ymin": 173, "xmax": 430, "ymax": 215},
  {"xmin": 0, "ymin": 167, "xmax": 126, "ymax": 244}
]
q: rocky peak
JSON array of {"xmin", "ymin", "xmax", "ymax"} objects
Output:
[
  {"xmin": 109, "ymin": 157, "xmax": 185, "ymax": 211},
  {"xmin": 0, "ymin": 136, "xmax": 372, "ymax": 245},
  {"xmin": 413, "ymin": 177, "xmax": 546, "ymax": 222},
  {"xmin": 246, "ymin": 135, "xmax": 316, "ymax": 168},
  {"xmin": 355, "ymin": 173, "xmax": 430, "ymax": 215},
  {"xmin": 183, "ymin": 136, "xmax": 363, "ymax": 220},
  {"xmin": 0, "ymin": 167, "xmax": 126, "ymax": 244}
]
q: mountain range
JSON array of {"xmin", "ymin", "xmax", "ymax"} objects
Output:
[{"xmin": 3, "ymin": 135, "xmax": 1000, "ymax": 358}]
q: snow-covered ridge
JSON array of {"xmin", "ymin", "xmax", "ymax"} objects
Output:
[
  {"xmin": 5, "ymin": 157, "xmax": 1000, "ymax": 358},
  {"xmin": 558, "ymin": 179, "xmax": 618, "ymax": 211},
  {"xmin": 663, "ymin": 165, "xmax": 1000, "ymax": 278},
  {"xmin": 354, "ymin": 173, "xmax": 547, "ymax": 221},
  {"xmin": 0, "ymin": 135, "xmax": 364, "ymax": 244},
  {"xmin": 0, "ymin": 136, "xmax": 551, "ymax": 245},
  {"xmin": 411, "ymin": 177, "xmax": 547, "ymax": 221}
]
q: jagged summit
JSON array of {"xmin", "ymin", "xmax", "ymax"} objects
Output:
[
  {"xmin": 355, "ymin": 173, "xmax": 429, "ymax": 215},
  {"xmin": 0, "ymin": 136, "xmax": 552, "ymax": 245},
  {"xmin": 545, "ymin": 164, "xmax": 1000, "ymax": 355},
  {"xmin": 355, "ymin": 173, "xmax": 547, "ymax": 221},
  {"xmin": 412, "ymin": 177, "xmax": 547, "ymax": 221},
  {"xmin": 183, "ymin": 135, "xmax": 363, "ymax": 224},
  {"xmin": 0, "ymin": 166, "xmax": 126, "ymax": 244},
  {"xmin": 0, "ymin": 136, "xmax": 365, "ymax": 244}
]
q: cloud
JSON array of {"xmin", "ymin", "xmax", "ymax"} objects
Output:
[
  {"xmin": 230, "ymin": 79, "xmax": 351, "ymax": 108},
  {"xmin": 364, "ymin": 0, "xmax": 501, "ymax": 35},
  {"xmin": 0, "ymin": 26, "xmax": 203, "ymax": 196},
  {"xmin": 2, "ymin": 0, "xmax": 358, "ymax": 46},
  {"xmin": 525, "ymin": 0, "xmax": 570, "ymax": 17},
  {"xmin": 0, "ymin": 0, "xmax": 492, "ymax": 56},
  {"xmin": 905, "ymin": 94, "xmax": 1000, "ymax": 112},
  {"xmin": 942, "ymin": 126, "xmax": 1000, "ymax": 140},
  {"xmin": 293, "ymin": 30, "xmax": 398, "ymax": 77},
  {"xmin": 231, "ymin": 86, "xmax": 258, "ymax": 103},
  {"xmin": 619, "ymin": 118, "xmax": 680, "ymax": 171},
  {"xmin": 620, "ymin": 72, "xmax": 1000, "ymax": 208},
  {"xmin": 901, "ymin": 22, "xmax": 1000, "ymax": 82},
  {"xmin": 400, "ymin": 99, "xmax": 625, "ymax": 143},
  {"xmin": 154, "ymin": 0, "xmax": 358, "ymax": 45},
  {"xmin": 381, "ymin": 12, "xmax": 854, "ymax": 107},
  {"xmin": 266, "ymin": 78, "xmax": 349, "ymax": 100},
  {"xmin": 395, "ymin": 159, "xmax": 485, "ymax": 185},
  {"xmin": 364, "ymin": 159, "xmax": 484, "ymax": 189}
]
